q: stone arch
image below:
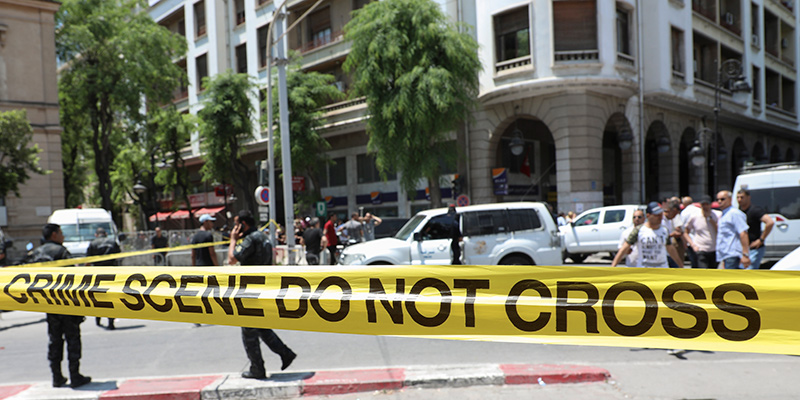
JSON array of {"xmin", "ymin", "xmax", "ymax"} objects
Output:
[
  {"xmin": 770, "ymin": 145, "xmax": 782, "ymax": 163},
  {"xmin": 714, "ymin": 135, "xmax": 730, "ymax": 194},
  {"xmin": 787, "ymin": 148, "xmax": 796, "ymax": 162},
  {"xmin": 493, "ymin": 115, "xmax": 556, "ymax": 204},
  {"xmin": 644, "ymin": 120, "xmax": 672, "ymax": 202},
  {"xmin": 731, "ymin": 137, "xmax": 748, "ymax": 177},
  {"xmin": 753, "ymin": 141, "xmax": 767, "ymax": 165},
  {"xmin": 602, "ymin": 112, "xmax": 635, "ymax": 205},
  {"xmin": 678, "ymin": 127, "xmax": 697, "ymax": 197}
]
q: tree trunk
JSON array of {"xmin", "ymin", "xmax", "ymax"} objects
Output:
[{"xmin": 429, "ymin": 176, "xmax": 443, "ymax": 209}]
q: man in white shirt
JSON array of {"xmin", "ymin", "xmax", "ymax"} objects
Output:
[
  {"xmin": 683, "ymin": 195, "xmax": 720, "ymax": 268},
  {"xmin": 612, "ymin": 202, "xmax": 680, "ymax": 268}
]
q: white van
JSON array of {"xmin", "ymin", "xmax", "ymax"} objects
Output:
[
  {"xmin": 47, "ymin": 208, "xmax": 120, "ymax": 257},
  {"xmin": 732, "ymin": 163, "xmax": 800, "ymax": 261},
  {"xmin": 338, "ymin": 202, "xmax": 562, "ymax": 266}
]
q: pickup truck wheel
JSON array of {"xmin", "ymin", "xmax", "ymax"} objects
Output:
[
  {"xmin": 369, "ymin": 261, "xmax": 392, "ymax": 265},
  {"xmin": 500, "ymin": 255, "xmax": 533, "ymax": 265},
  {"xmin": 567, "ymin": 252, "xmax": 586, "ymax": 263}
]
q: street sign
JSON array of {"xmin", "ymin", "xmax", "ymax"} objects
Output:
[
  {"xmin": 456, "ymin": 194, "xmax": 470, "ymax": 207},
  {"xmin": 255, "ymin": 186, "xmax": 270, "ymax": 206},
  {"xmin": 315, "ymin": 201, "xmax": 327, "ymax": 217}
]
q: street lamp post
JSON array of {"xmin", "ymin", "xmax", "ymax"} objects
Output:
[{"xmin": 689, "ymin": 58, "xmax": 750, "ymax": 195}]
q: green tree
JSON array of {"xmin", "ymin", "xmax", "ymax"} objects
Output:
[
  {"xmin": 198, "ymin": 71, "xmax": 257, "ymax": 213},
  {"xmin": 269, "ymin": 60, "xmax": 344, "ymax": 211},
  {"xmin": 152, "ymin": 107, "xmax": 197, "ymax": 227},
  {"xmin": 0, "ymin": 110, "xmax": 47, "ymax": 198},
  {"xmin": 343, "ymin": 0, "xmax": 481, "ymax": 207},
  {"xmin": 57, "ymin": 0, "xmax": 187, "ymax": 214},
  {"xmin": 59, "ymin": 87, "xmax": 91, "ymax": 208}
]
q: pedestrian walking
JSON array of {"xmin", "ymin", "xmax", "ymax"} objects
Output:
[
  {"xmin": 611, "ymin": 202, "xmax": 680, "ymax": 268},
  {"xmin": 339, "ymin": 213, "xmax": 364, "ymax": 243},
  {"xmin": 301, "ymin": 218, "xmax": 327, "ymax": 265},
  {"xmin": 737, "ymin": 189, "xmax": 775, "ymax": 269},
  {"xmin": 447, "ymin": 205, "xmax": 463, "ymax": 265},
  {"xmin": 324, "ymin": 213, "xmax": 339, "ymax": 264},
  {"xmin": 32, "ymin": 223, "xmax": 91, "ymax": 388},
  {"xmin": 361, "ymin": 213, "xmax": 383, "ymax": 241},
  {"xmin": 617, "ymin": 209, "xmax": 645, "ymax": 266},
  {"xmin": 715, "ymin": 191, "xmax": 751, "ymax": 269},
  {"xmin": 86, "ymin": 227, "xmax": 120, "ymax": 330},
  {"xmin": 151, "ymin": 227, "xmax": 168, "ymax": 265},
  {"xmin": 192, "ymin": 215, "xmax": 219, "ymax": 267},
  {"xmin": 663, "ymin": 199, "xmax": 685, "ymax": 268},
  {"xmin": 682, "ymin": 195, "xmax": 720, "ymax": 269},
  {"xmin": 228, "ymin": 210, "xmax": 296, "ymax": 379}
]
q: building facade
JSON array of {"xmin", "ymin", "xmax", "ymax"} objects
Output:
[
  {"xmin": 0, "ymin": 0, "xmax": 63, "ymax": 241},
  {"xmin": 148, "ymin": 0, "xmax": 800, "ymax": 219}
]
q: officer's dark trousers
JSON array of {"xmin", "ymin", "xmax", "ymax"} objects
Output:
[
  {"xmin": 46, "ymin": 314, "xmax": 83, "ymax": 367},
  {"xmin": 241, "ymin": 327, "xmax": 291, "ymax": 373}
]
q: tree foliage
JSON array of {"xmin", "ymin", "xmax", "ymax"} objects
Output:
[
  {"xmin": 343, "ymin": 0, "xmax": 481, "ymax": 207},
  {"xmin": 0, "ymin": 110, "xmax": 47, "ymax": 198},
  {"xmin": 57, "ymin": 0, "xmax": 187, "ymax": 214},
  {"xmin": 269, "ymin": 59, "xmax": 344, "ymax": 211},
  {"xmin": 152, "ymin": 107, "xmax": 197, "ymax": 227},
  {"xmin": 198, "ymin": 71, "xmax": 257, "ymax": 213}
]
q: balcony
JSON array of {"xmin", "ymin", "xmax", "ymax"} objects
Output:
[
  {"xmin": 299, "ymin": 30, "xmax": 343, "ymax": 54},
  {"xmin": 495, "ymin": 56, "xmax": 532, "ymax": 73},
  {"xmin": 554, "ymin": 50, "xmax": 599, "ymax": 62}
]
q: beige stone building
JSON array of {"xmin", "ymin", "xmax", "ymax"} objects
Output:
[{"xmin": 0, "ymin": 0, "xmax": 63, "ymax": 243}]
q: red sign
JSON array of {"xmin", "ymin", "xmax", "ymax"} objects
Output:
[
  {"xmin": 188, "ymin": 193, "xmax": 206, "ymax": 207},
  {"xmin": 292, "ymin": 176, "xmax": 306, "ymax": 192}
]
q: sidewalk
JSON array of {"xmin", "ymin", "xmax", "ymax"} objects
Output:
[{"xmin": 0, "ymin": 364, "xmax": 610, "ymax": 400}]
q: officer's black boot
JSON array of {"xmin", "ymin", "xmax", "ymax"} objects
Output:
[
  {"xmin": 50, "ymin": 362, "xmax": 68, "ymax": 388},
  {"xmin": 241, "ymin": 365, "xmax": 267, "ymax": 379},
  {"xmin": 68, "ymin": 362, "xmax": 91, "ymax": 388},
  {"xmin": 280, "ymin": 349, "xmax": 297, "ymax": 371}
]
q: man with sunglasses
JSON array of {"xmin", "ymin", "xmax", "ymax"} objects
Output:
[
  {"xmin": 715, "ymin": 191, "xmax": 751, "ymax": 269},
  {"xmin": 617, "ymin": 209, "xmax": 645, "ymax": 266},
  {"xmin": 612, "ymin": 202, "xmax": 680, "ymax": 268},
  {"xmin": 737, "ymin": 189, "xmax": 774, "ymax": 269}
]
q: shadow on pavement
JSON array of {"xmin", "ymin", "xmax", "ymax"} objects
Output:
[
  {"xmin": 630, "ymin": 348, "xmax": 714, "ymax": 360},
  {"xmin": 102, "ymin": 324, "xmax": 146, "ymax": 331},
  {"xmin": 269, "ymin": 371, "xmax": 315, "ymax": 382},
  {"xmin": 0, "ymin": 317, "xmax": 46, "ymax": 332},
  {"xmin": 70, "ymin": 380, "xmax": 118, "ymax": 392}
]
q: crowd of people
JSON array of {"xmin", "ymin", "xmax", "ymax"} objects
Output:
[{"xmin": 610, "ymin": 190, "xmax": 774, "ymax": 269}]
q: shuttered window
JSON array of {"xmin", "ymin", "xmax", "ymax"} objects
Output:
[
  {"xmin": 494, "ymin": 7, "xmax": 530, "ymax": 62},
  {"xmin": 553, "ymin": 0, "xmax": 597, "ymax": 52}
]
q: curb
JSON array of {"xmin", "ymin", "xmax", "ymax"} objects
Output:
[{"xmin": 0, "ymin": 364, "xmax": 610, "ymax": 400}]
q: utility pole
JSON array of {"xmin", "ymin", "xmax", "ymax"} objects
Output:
[{"xmin": 275, "ymin": 7, "xmax": 296, "ymax": 264}]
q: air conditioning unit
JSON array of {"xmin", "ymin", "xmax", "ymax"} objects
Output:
[
  {"xmin": 724, "ymin": 12, "xmax": 734, "ymax": 25},
  {"xmin": 752, "ymin": 34, "xmax": 759, "ymax": 46},
  {"xmin": 782, "ymin": 38, "xmax": 789, "ymax": 49}
]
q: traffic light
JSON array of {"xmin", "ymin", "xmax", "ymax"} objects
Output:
[{"xmin": 452, "ymin": 175, "xmax": 463, "ymax": 198}]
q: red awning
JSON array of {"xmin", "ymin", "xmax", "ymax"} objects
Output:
[
  {"xmin": 195, "ymin": 206, "xmax": 225, "ymax": 216},
  {"xmin": 149, "ymin": 211, "xmax": 173, "ymax": 222},
  {"xmin": 170, "ymin": 210, "xmax": 190, "ymax": 220}
]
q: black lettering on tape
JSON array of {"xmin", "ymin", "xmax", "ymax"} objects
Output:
[
  {"xmin": 144, "ymin": 274, "xmax": 176, "ymax": 312},
  {"xmin": 55, "ymin": 275, "xmax": 76, "ymax": 306},
  {"xmin": 121, "ymin": 274, "xmax": 146, "ymax": 311},
  {"xmin": 277, "ymin": 276, "xmax": 311, "ymax": 319},
  {"xmin": 602, "ymin": 281, "xmax": 657, "ymax": 337},
  {"xmin": 201, "ymin": 275, "xmax": 235, "ymax": 315},
  {"xmin": 661, "ymin": 283, "xmax": 708, "ymax": 339},
  {"xmin": 27, "ymin": 274, "xmax": 54, "ymax": 305},
  {"xmin": 454, "ymin": 279, "xmax": 490, "ymax": 328},
  {"xmin": 505, "ymin": 279, "xmax": 551, "ymax": 332},
  {"xmin": 310, "ymin": 276, "xmax": 351, "ymax": 322},
  {"xmin": 49, "ymin": 274, "xmax": 63, "ymax": 306},
  {"xmin": 73, "ymin": 275, "xmax": 93, "ymax": 307},
  {"xmin": 712, "ymin": 283, "xmax": 761, "ymax": 341},
  {"xmin": 4, "ymin": 273, "xmax": 30, "ymax": 304},
  {"xmin": 235, "ymin": 275, "xmax": 265, "ymax": 317},
  {"xmin": 367, "ymin": 278, "xmax": 404, "ymax": 324},
  {"xmin": 175, "ymin": 275, "xmax": 204, "ymax": 314},
  {"xmin": 89, "ymin": 274, "xmax": 115, "ymax": 309},
  {"xmin": 556, "ymin": 282, "xmax": 599, "ymax": 334},
  {"xmin": 406, "ymin": 278, "xmax": 451, "ymax": 327}
]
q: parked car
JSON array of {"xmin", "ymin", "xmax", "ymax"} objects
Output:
[
  {"xmin": 732, "ymin": 163, "xmax": 800, "ymax": 262},
  {"xmin": 770, "ymin": 245, "xmax": 800, "ymax": 270},
  {"xmin": 47, "ymin": 208, "xmax": 121, "ymax": 258},
  {"xmin": 559, "ymin": 205, "xmax": 645, "ymax": 263},
  {"xmin": 373, "ymin": 217, "xmax": 410, "ymax": 239},
  {"xmin": 339, "ymin": 202, "xmax": 562, "ymax": 266}
]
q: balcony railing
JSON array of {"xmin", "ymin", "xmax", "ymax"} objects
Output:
[
  {"xmin": 299, "ymin": 30, "xmax": 343, "ymax": 54},
  {"xmin": 495, "ymin": 56, "xmax": 532, "ymax": 73},
  {"xmin": 321, "ymin": 97, "xmax": 367, "ymax": 113},
  {"xmin": 692, "ymin": 2, "xmax": 716, "ymax": 20},
  {"xmin": 616, "ymin": 53, "xmax": 635, "ymax": 67},
  {"xmin": 554, "ymin": 50, "xmax": 599, "ymax": 62}
]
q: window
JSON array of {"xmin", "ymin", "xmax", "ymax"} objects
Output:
[
  {"xmin": 693, "ymin": 31, "xmax": 716, "ymax": 83},
  {"xmin": 752, "ymin": 65, "xmax": 760, "ymax": 104},
  {"xmin": 308, "ymin": 7, "xmax": 332, "ymax": 50},
  {"xmin": 692, "ymin": 0, "xmax": 716, "ymax": 20},
  {"xmin": 235, "ymin": 43, "xmax": 247, "ymax": 74},
  {"xmin": 720, "ymin": 0, "xmax": 741, "ymax": 36},
  {"xmin": 420, "ymin": 215, "xmax": 457, "ymax": 240},
  {"xmin": 462, "ymin": 211, "xmax": 508, "ymax": 237},
  {"xmin": 195, "ymin": 53, "xmax": 208, "ymax": 90},
  {"xmin": 258, "ymin": 0, "xmax": 270, "ymax": 5},
  {"xmin": 671, "ymin": 27, "xmax": 685, "ymax": 74},
  {"xmin": 616, "ymin": 7, "xmax": 631, "ymax": 56},
  {"xmin": 353, "ymin": 0, "xmax": 371, "ymax": 10},
  {"xmin": 507, "ymin": 209, "xmax": 542, "ymax": 232},
  {"xmin": 235, "ymin": 0, "xmax": 246, "ymax": 25},
  {"xmin": 357, "ymin": 153, "xmax": 396, "ymax": 183},
  {"xmin": 194, "ymin": 1, "xmax": 206, "ymax": 38},
  {"xmin": 553, "ymin": 0, "xmax": 597, "ymax": 53},
  {"xmin": 575, "ymin": 211, "xmax": 599, "ymax": 226},
  {"xmin": 751, "ymin": 2, "xmax": 759, "ymax": 43},
  {"xmin": 750, "ymin": 187, "xmax": 800, "ymax": 219},
  {"xmin": 765, "ymin": 9, "xmax": 779, "ymax": 57},
  {"xmin": 766, "ymin": 68, "xmax": 780, "ymax": 107},
  {"xmin": 258, "ymin": 24, "xmax": 270, "ymax": 68},
  {"xmin": 494, "ymin": 6, "xmax": 530, "ymax": 63},
  {"xmin": 328, "ymin": 157, "xmax": 347, "ymax": 187},
  {"xmin": 603, "ymin": 209, "xmax": 626, "ymax": 224},
  {"xmin": 781, "ymin": 76, "xmax": 795, "ymax": 113}
]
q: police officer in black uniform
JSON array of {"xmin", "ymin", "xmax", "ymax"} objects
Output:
[
  {"xmin": 228, "ymin": 210, "xmax": 297, "ymax": 379},
  {"xmin": 86, "ymin": 227, "xmax": 120, "ymax": 329},
  {"xmin": 447, "ymin": 205, "xmax": 462, "ymax": 264},
  {"xmin": 32, "ymin": 223, "xmax": 92, "ymax": 388}
]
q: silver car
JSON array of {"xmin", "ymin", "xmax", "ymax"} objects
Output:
[{"xmin": 559, "ymin": 205, "xmax": 644, "ymax": 263}]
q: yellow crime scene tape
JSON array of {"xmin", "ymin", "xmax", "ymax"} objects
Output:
[{"xmin": 2, "ymin": 262, "xmax": 800, "ymax": 356}]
